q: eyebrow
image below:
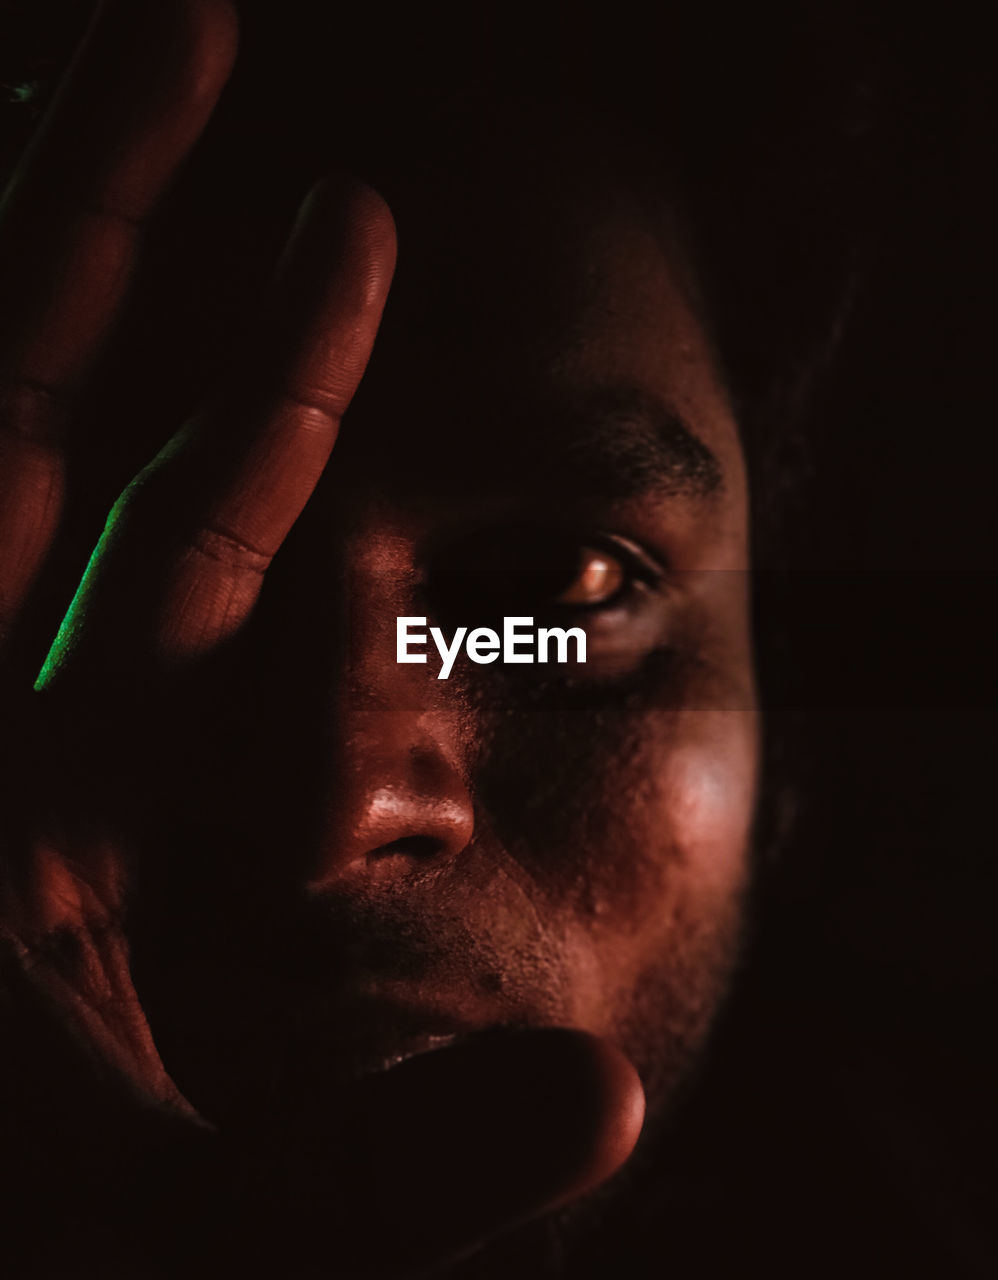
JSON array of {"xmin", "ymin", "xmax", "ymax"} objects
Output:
[{"xmin": 520, "ymin": 386, "xmax": 725, "ymax": 503}]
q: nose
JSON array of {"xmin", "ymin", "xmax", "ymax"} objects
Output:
[
  {"xmin": 298, "ymin": 514, "xmax": 477, "ymax": 886},
  {"xmin": 308, "ymin": 697, "xmax": 474, "ymax": 886},
  {"xmin": 305, "ymin": 556, "xmax": 475, "ymax": 884}
]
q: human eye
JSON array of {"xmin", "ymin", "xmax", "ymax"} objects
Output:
[{"xmin": 422, "ymin": 523, "xmax": 669, "ymax": 656}]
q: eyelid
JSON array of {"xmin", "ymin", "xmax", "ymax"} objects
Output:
[
  {"xmin": 548, "ymin": 532, "xmax": 665, "ymax": 615},
  {"xmin": 582, "ymin": 532, "xmax": 665, "ymax": 586},
  {"xmin": 419, "ymin": 523, "xmax": 669, "ymax": 623}
]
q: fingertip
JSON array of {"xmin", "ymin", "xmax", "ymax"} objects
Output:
[
  {"xmin": 228, "ymin": 1028, "xmax": 646, "ymax": 1274},
  {"xmin": 14, "ymin": 0, "xmax": 242, "ymax": 224},
  {"xmin": 262, "ymin": 174, "xmax": 397, "ymax": 414},
  {"xmin": 351, "ymin": 1027, "xmax": 645, "ymax": 1254},
  {"xmin": 552, "ymin": 1031, "xmax": 646, "ymax": 1205},
  {"xmin": 301, "ymin": 174, "xmax": 399, "ymax": 300},
  {"xmin": 106, "ymin": 0, "xmax": 240, "ymax": 119},
  {"xmin": 170, "ymin": 0, "xmax": 241, "ymax": 110}
]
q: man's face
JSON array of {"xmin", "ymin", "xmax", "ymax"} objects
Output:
[{"xmin": 127, "ymin": 117, "xmax": 759, "ymax": 1131}]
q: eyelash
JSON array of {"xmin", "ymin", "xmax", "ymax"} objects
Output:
[
  {"xmin": 557, "ymin": 534, "xmax": 662, "ymax": 612},
  {"xmin": 421, "ymin": 526, "xmax": 666, "ymax": 624}
]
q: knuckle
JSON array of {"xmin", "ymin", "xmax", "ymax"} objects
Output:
[
  {"xmin": 184, "ymin": 523, "xmax": 271, "ymax": 577},
  {"xmin": 0, "ymin": 377, "xmax": 70, "ymax": 446}
]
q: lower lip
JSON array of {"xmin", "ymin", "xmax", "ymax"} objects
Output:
[
  {"xmin": 365, "ymin": 1031, "xmax": 462, "ymax": 1075},
  {"xmin": 288, "ymin": 1007, "xmax": 475, "ymax": 1086}
]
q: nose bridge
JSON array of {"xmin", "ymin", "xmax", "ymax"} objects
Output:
[
  {"xmin": 339, "ymin": 530, "xmax": 441, "ymax": 709},
  {"xmin": 307, "ymin": 535, "xmax": 475, "ymax": 886}
]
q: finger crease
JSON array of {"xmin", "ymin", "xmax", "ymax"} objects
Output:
[
  {"xmin": 187, "ymin": 524, "xmax": 272, "ymax": 576},
  {"xmin": 0, "ymin": 377, "xmax": 71, "ymax": 445},
  {"xmin": 270, "ymin": 387, "xmax": 342, "ymax": 427}
]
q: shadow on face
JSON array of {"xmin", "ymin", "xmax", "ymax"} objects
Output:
[{"xmin": 125, "ymin": 105, "xmax": 759, "ymax": 1130}]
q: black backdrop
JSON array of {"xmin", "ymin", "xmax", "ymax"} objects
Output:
[{"xmin": 1, "ymin": 1, "xmax": 995, "ymax": 1273}]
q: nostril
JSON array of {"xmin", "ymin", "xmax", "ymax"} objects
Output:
[
  {"xmin": 310, "ymin": 726, "xmax": 475, "ymax": 885},
  {"xmin": 367, "ymin": 835, "xmax": 446, "ymax": 863}
]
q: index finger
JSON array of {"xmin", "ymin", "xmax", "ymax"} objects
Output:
[{"xmin": 36, "ymin": 176, "xmax": 397, "ymax": 686}]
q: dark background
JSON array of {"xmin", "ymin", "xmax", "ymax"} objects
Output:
[{"xmin": 1, "ymin": 1, "xmax": 995, "ymax": 1273}]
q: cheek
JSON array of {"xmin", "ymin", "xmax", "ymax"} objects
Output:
[
  {"xmin": 563, "ymin": 712, "xmax": 758, "ymax": 1093},
  {"xmin": 472, "ymin": 692, "xmax": 758, "ymax": 999},
  {"xmin": 572, "ymin": 711, "xmax": 758, "ymax": 998},
  {"xmin": 654, "ymin": 710, "xmax": 760, "ymax": 897}
]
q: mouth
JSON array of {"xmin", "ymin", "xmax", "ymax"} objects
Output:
[
  {"xmin": 130, "ymin": 863, "xmax": 555, "ymax": 1117},
  {"xmin": 357, "ymin": 1029, "xmax": 463, "ymax": 1075},
  {"xmin": 291, "ymin": 1004, "xmax": 473, "ymax": 1082},
  {"xmin": 173, "ymin": 994, "xmax": 491, "ymax": 1127}
]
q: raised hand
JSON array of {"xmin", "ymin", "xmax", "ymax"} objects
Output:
[
  {"xmin": 0, "ymin": 0, "xmax": 239, "ymax": 1113},
  {"xmin": 0, "ymin": 4, "xmax": 643, "ymax": 1275}
]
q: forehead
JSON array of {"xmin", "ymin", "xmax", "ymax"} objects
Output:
[{"xmin": 334, "ymin": 114, "xmax": 740, "ymax": 509}]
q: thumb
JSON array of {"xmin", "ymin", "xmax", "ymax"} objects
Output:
[{"xmin": 236, "ymin": 1028, "xmax": 645, "ymax": 1275}]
